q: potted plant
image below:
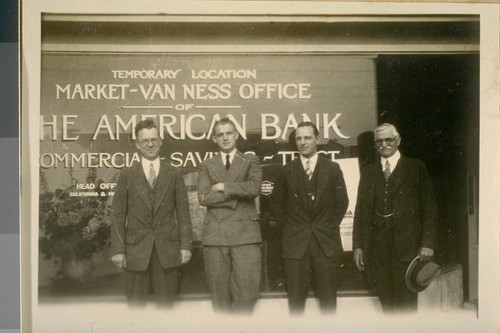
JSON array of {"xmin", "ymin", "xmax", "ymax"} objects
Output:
[{"xmin": 39, "ymin": 168, "xmax": 113, "ymax": 282}]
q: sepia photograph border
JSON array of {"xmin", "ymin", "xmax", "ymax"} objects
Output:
[{"xmin": 21, "ymin": 1, "xmax": 499, "ymax": 332}]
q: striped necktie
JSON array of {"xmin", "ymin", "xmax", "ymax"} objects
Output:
[
  {"xmin": 383, "ymin": 160, "xmax": 391, "ymax": 180},
  {"xmin": 305, "ymin": 159, "xmax": 313, "ymax": 180},
  {"xmin": 148, "ymin": 163, "xmax": 157, "ymax": 188}
]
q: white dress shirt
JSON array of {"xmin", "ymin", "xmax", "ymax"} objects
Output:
[
  {"xmin": 141, "ymin": 157, "xmax": 160, "ymax": 179},
  {"xmin": 300, "ymin": 153, "xmax": 319, "ymax": 173},
  {"xmin": 220, "ymin": 149, "xmax": 237, "ymax": 165},
  {"xmin": 380, "ymin": 150, "xmax": 401, "ymax": 173}
]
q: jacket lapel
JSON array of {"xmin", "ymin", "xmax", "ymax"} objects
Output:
[
  {"xmin": 226, "ymin": 151, "xmax": 245, "ymax": 181},
  {"xmin": 153, "ymin": 162, "xmax": 172, "ymax": 215},
  {"xmin": 290, "ymin": 158, "xmax": 308, "ymax": 208},
  {"xmin": 209, "ymin": 153, "xmax": 228, "ymax": 181},
  {"xmin": 131, "ymin": 162, "xmax": 152, "ymax": 211},
  {"xmin": 391, "ymin": 156, "xmax": 408, "ymax": 193},
  {"xmin": 314, "ymin": 157, "xmax": 328, "ymax": 206},
  {"xmin": 368, "ymin": 162, "xmax": 378, "ymax": 208}
]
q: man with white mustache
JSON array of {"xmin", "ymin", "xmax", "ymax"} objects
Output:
[{"xmin": 353, "ymin": 123, "xmax": 438, "ymax": 312}]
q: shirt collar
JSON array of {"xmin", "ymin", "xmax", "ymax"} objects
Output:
[
  {"xmin": 220, "ymin": 149, "xmax": 237, "ymax": 164},
  {"xmin": 380, "ymin": 150, "xmax": 401, "ymax": 169},
  {"xmin": 141, "ymin": 157, "xmax": 160, "ymax": 175},
  {"xmin": 300, "ymin": 153, "xmax": 318, "ymax": 168}
]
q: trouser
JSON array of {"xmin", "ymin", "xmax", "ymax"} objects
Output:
[
  {"xmin": 203, "ymin": 244, "xmax": 262, "ymax": 313},
  {"xmin": 284, "ymin": 236, "xmax": 340, "ymax": 315},
  {"xmin": 369, "ymin": 226, "xmax": 417, "ymax": 312},
  {"xmin": 125, "ymin": 245, "xmax": 178, "ymax": 307}
]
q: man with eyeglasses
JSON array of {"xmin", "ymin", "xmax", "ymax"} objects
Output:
[
  {"xmin": 110, "ymin": 119, "xmax": 192, "ymax": 307},
  {"xmin": 352, "ymin": 123, "xmax": 438, "ymax": 312}
]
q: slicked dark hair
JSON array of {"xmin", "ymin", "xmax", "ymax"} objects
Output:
[
  {"xmin": 134, "ymin": 119, "xmax": 157, "ymax": 138},
  {"xmin": 296, "ymin": 121, "xmax": 319, "ymax": 137}
]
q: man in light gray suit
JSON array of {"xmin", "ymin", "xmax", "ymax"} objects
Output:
[{"xmin": 197, "ymin": 117, "xmax": 262, "ymax": 313}]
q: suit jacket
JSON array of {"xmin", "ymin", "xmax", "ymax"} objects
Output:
[
  {"xmin": 271, "ymin": 155, "xmax": 349, "ymax": 260},
  {"xmin": 197, "ymin": 151, "xmax": 262, "ymax": 246},
  {"xmin": 352, "ymin": 156, "xmax": 438, "ymax": 264},
  {"xmin": 110, "ymin": 161, "xmax": 192, "ymax": 271}
]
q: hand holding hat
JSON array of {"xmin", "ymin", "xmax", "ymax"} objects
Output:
[
  {"xmin": 405, "ymin": 254, "xmax": 441, "ymax": 293},
  {"xmin": 418, "ymin": 246, "xmax": 434, "ymax": 262}
]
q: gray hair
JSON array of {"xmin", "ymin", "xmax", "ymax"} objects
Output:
[{"xmin": 374, "ymin": 123, "xmax": 399, "ymax": 137}]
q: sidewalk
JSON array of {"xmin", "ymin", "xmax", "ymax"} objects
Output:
[{"xmin": 31, "ymin": 295, "xmax": 479, "ymax": 333}]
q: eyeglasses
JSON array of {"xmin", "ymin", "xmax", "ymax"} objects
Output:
[
  {"xmin": 138, "ymin": 138, "xmax": 161, "ymax": 146},
  {"xmin": 374, "ymin": 136, "xmax": 399, "ymax": 146}
]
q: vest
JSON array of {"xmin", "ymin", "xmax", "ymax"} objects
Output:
[
  {"xmin": 372, "ymin": 168, "xmax": 395, "ymax": 229},
  {"xmin": 145, "ymin": 175, "xmax": 156, "ymax": 217},
  {"xmin": 303, "ymin": 165, "xmax": 319, "ymax": 211}
]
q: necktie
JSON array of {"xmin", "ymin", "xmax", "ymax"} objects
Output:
[
  {"xmin": 148, "ymin": 163, "xmax": 157, "ymax": 188},
  {"xmin": 225, "ymin": 154, "xmax": 231, "ymax": 170},
  {"xmin": 383, "ymin": 160, "xmax": 391, "ymax": 180},
  {"xmin": 305, "ymin": 159, "xmax": 313, "ymax": 180}
]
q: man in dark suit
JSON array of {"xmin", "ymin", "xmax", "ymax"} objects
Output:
[
  {"xmin": 271, "ymin": 121, "xmax": 349, "ymax": 314},
  {"xmin": 110, "ymin": 119, "xmax": 192, "ymax": 307},
  {"xmin": 352, "ymin": 123, "xmax": 438, "ymax": 312},
  {"xmin": 198, "ymin": 118, "xmax": 262, "ymax": 313}
]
